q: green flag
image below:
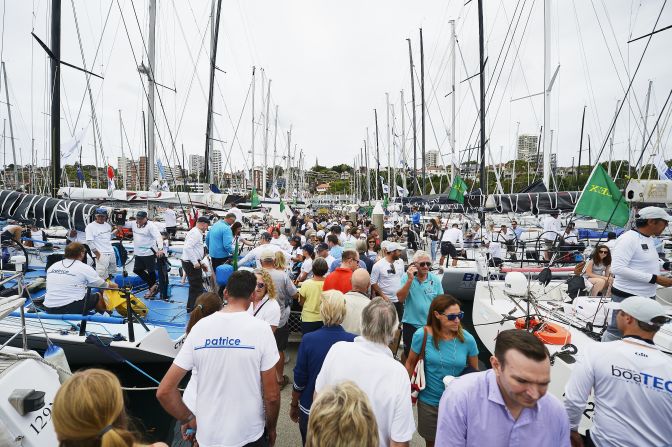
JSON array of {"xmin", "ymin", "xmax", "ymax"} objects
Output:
[
  {"xmin": 383, "ymin": 195, "xmax": 389, "ymax": 209},
  {"xmin": 251, "ymin": 187, "xmax": 261, "ymax": 207},
  {"xmin": 232, "ymin": 239, "xmax": 239, "ymax": 271},
  {"xmin": 280, "ymin": 199, "xmax": 286, "ymax": 212},
  {"xmin": 448, "ymin": 175, "xmax": 468, "ymax": 204},
  {"xmin": 574, "ymin": 165, "xmax": 630, "ymax": 227}
]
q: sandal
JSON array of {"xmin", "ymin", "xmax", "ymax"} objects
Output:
[
  {"xmin": 145, "ymin": 284, "xmax": 159, "ymax": 298},
  {"xmin": 278, "ymin": 375, "xmax": 291, "ymax": 390}
]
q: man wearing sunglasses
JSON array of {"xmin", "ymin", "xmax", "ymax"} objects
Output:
[
  {"xmin": 396, "ymin": 250, "xmax": 444, "ymax": 361},
  {"xmin": 371, "ymin": 242, "xmax": 405, "ymax": 321},
  {"xmin": 605, "ymin": 206, "xmax": 672, "ymax": 341},
  {"xmin": 565, "ymin": 296, "xmax": 672, "ymax": 447}
]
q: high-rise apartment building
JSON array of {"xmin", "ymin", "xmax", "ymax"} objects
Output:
[
  {"xmin": 189, "ymin": 155, "xmax": 205, "ymax": 176},
  {"xmin": 516, "ymin": 134, "xmax": 539, "ymax": 162},
  {"xmin": 212, "ymin": 150, "xmax": 222, "ymax": 175},
  {"xmin": 426, "ymin": 150, "xmax": 440, "ymax": 168}
]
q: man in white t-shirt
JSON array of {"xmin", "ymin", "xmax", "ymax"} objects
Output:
[
  {"xmin": 564, "ymin": 296, "xmax": 672, "ymax": 447},
  {"xmin": 370, "ymin": 242, "xmax": 405, "ymax": 321},
  {"xmin": 44, "ymin": 242, "xmax": 118, "ymax": 314},
  {"xmin": 542, "ymin": 211, "xmax": 562, "ymax": 260},
  {"xmin": 342, "ymin": 268, "xmax": 372, "ymax": 335},
  {"xmin": 315, "ymin": 298, "xmax": 415, "ymax": 447},
  {"xmin": 126, "ymin": 210, "xmax": 165, "ymax": 297},
  {"xmin": 157, "ymin": 270, "xmax": 281, "ymax": 447},
  {"xmin": 85, "ymin": 208, "xmax": 117, "ymax": 281},
  {"xmin": 440, "ymin": 223, "xmax": 464, "ymax": 267},
  {"xmin": 163, "ymin": 206, "xmax": 178, "ymax": 239}
]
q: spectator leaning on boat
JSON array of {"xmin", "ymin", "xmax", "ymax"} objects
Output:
[
  {"xmin": 238, "ymin": 231, "xmax": 284, "ymax": 268},
  {"xmin": 85, "ymin": 207, "xmax": 117, "ymax": 281},
  {"xmin": 370, "ymin": 241, "xmax": 406, "ymax": 321},
  {"xmin": 396, "ymin": 250, "xmax": 444, "ymax": 360},
  {"xmin": 291, "ymin": 290, "xmax": 357, "ymax": 444},
  {"xmin": 181, "ymin": 216, "xmax": 210, "ymax": 312},
  {"xmin": 583, "ymin": 245, "xmax": 612, "ymax": 296},
  {"xmin": 604, "ymin": 206, "xmax": 672, "ymax": 342},
  {"xmin": 564, "ymin": 296, "xmax": 672, "ymax": 447},
  {"xmin": 315, "ymin": 297, "xmax": 415, "ymax": 447},
  {"xmin": 342, "ymin": 268, "xmax": 372, "ymax": 335},
  {"xmin": 439, "ymin": 223, "xmax": 464, "ymax": 268},
  {"xmin": 157, "ymin": 270, "xmax": 280, "ymax": 447},
  {"xmin": 44, "ymin": 242, "xmax": 118, "ymax": 314},
  {"xmin": 542, "ymin": 211, "xmax": 562, "ymax": 260},
  {"xmin": 405, "ymin": 295, "xmax": 479, "ymax": 447},
  {"xmin": 435, "ymin": 329, "xmax": 570, "ymax": 447},
  {"xmin": 125, "ymin": 211, "xmax": 164, "ymax": 298}
]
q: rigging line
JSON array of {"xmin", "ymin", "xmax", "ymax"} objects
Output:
[
  {"xmin": 589, "ymin": 0, "xmax": 646, "ymax": 143},
  {"xmin": 116, "ymin": 1, "xmax": 192, "ymax": 210},
  {"xmin": 593, "ymin": 0, "xmax": 667, "ymax": 164},
  {"xmin": 221, "ymin": 76, "xmax": 254, "ymax": 177},
  {"xmin": 485, "ymin": 0, "xmax": 524, "ymax": 98}
]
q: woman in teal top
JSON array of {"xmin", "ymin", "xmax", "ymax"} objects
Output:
[{"xmin": 405, "ymin": 295, "xmax": 479, "ymax": 447}]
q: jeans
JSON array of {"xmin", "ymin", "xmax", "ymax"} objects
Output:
[
  {"xmin": 430, "ymin": 240, "xmax": 438, "ymax": 262},
  {"xmin": 182, "ymin": 260, "xmax": 204, "ymax": 312}
]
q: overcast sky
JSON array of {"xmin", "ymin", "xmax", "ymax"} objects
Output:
[{"xmin": 0, "ymin": 0, "xmax": 670, "ymax": 176}]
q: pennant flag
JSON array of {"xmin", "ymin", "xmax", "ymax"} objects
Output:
[
  {"xmin": 383, "ymin": 195, "xmax": 389, "ymax": 209},
  {"xmin": 251, "ymin": 187, "xmax": 261, "ymax": 207},
  {"xmin": 76, "ymin": 165, "xmax": 85, "ymax": 182},
  {"xmin": 280, "ymin": 199, "xmax": 286, "ymax": 212},
  {"xmin": 652, "ymin": 153, "xmax": 672, "ymax": 180},
  {"xmin": 156, "ymin": 159, "xmax": 166, "ymax": 180},
  {"xmin": 396, "ymin": 185, "xmax": 409, "ymax": 197},
  {"xmin": 447, "ymin": 175, "xmax": 468, "ymax": 204},
  {"xmin": 574, "ymin": 165, "xmax": 630, "ymax": 227},
  {"xmin": 232, "ymin": 239, "xmax": 239, "ymax": 271}
]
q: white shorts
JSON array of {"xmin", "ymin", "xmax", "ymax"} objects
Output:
[{"xmin": 96, "ymin": 253, "xmax": 117, "ymax": 280}]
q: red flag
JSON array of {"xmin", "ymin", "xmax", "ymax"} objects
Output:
[{"xmin": 107, "ymin": 166, "xmax": 115, "ymax": 180}]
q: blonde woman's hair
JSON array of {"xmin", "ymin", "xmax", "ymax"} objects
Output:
[
  {"xmin": 254, "ymin": 269, "xmax": 277, "ymax": 299},
  {"xmin": 53, "ymin": 369, "xmax": 137, "ymax": 447},
  {"xmin": 274, "ymin": 251, "xmax": 288, "ymax": 270},
  {"xmin": 306, "ymin": 381, "xmax": 379, "ymax": 447},
  {"xmin": 320, "ymin": 289, "xmax": 347, "ymax": 326}
]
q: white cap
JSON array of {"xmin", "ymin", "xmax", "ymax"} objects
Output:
[
  {"xmin": 636, "ymin": 206, "xmax": 672, "ymax": 222},
  {"xmin": 607, "ymin": 296, "xmax": 670, "ymax": 325},
  {"xmin": 386, "ymin": 242, "xmax": 403, "ymax": 252}
]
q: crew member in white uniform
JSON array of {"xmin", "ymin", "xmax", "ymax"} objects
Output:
[
  {"xmin": 564, "ymin": 296, "xmax": 672, "ymax": 447},
  {"xmin": 44, "ymin": 242, "xmax": 118, "ymax": 314},
  {"xmin": 439, "ymin": 223, "xmax": 464, "ymax": 267},
  {"xmin": 125, "ymin": 211, "xmax": 164, "ymax": 297},
  {"xmin": 605, "ymin": 206, "xmax": 672, "ymax": 341},
  {"xmin": 163, "ymin": 206, "xmax": 178, "ymax": 239},
  {"xmin": 181, "ymin": 216, "xmax": 210, "ymax": 312},
  {"xmin": 542, "ymin": 211, "xmax": 562, "ymax": 260},
  {"xmin": 85, "ymin": 208, "xmax": 117, "ymax": 281}
]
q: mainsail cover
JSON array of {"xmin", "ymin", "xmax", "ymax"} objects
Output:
[{"xmin": 0, "ymin": 190, "xmax": 97, "ymax": 231}]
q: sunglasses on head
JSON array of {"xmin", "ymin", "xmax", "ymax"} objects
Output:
[
  {"xmin": 256, "ymin": 282, "xmax": 266, "ymax": 289},
  {"xmin": 417, "ymin": 262, "xmax": 432, "ymax": 267},
  {"xmin": 441, "ymin": 311, "xmax": 464, "ymax": 321}
]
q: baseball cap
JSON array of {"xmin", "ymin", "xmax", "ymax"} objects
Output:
[
  {"xmin": 136, "ymin": 210, "xmax": 148, "ymax": 218},
  {"xmin": 196, "ymin": 216, "xmax": 211, "ymax": 224},
  {"xmin": 387, "ymin": 242, "xmax": 403, "ymax": 252},
  {"xmin": 316, "ymin": 243, "xmax": 329, "ymax": 252},
  {"xmin": 260, "ymin": 250, "xmax": 276, "ymax": 261},
  {"xmin": 636, "ymin": 206, "xmax": 672, "ymax": 222},
  {"xmin": 608, "ymin": 296, "xmax": 670, "ymax": 325},
  {"xmin": 94, "ymin": 208, "xmax": 108, "ymax": 216},
  {"xmin": 302, "ymin": 244, "xmax": 315, "ymax": 256},
  {"xmin": 260, "ymin": 232, "xmax": 272, "ymax": 241},
  {"xmin": 291, "ymin": 235, "xmax": 302, "ymax": 244}
]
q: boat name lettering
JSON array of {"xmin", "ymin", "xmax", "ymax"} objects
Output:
[
  {"xmin": 462, "ymin": 273, "xmax": 481, "ymax": 282},
  {"xmin": 611, "ymin": 365, "xmax": 672, "ymax": 393}
]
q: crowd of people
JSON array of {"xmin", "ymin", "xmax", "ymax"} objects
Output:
[{"xmin": 30, "ymin": 204, "xmax": 672, "ymax": 446}]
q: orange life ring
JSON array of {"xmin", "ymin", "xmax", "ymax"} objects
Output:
[{"xmin": 514, "ymin": 317, "xmax": 572, "ymax": 345}]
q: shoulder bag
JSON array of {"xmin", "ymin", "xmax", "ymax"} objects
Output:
[{"xmin": 410, "ymin": 326, "xmax": 429, "ymax": 405}]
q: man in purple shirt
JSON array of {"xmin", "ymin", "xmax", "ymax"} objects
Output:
[{"xmin": 435, "ymin": 329, "xmax": 570, "ymax": 447}]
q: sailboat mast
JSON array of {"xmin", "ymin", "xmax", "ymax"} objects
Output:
[
  {"xmin": 146, "ymin": 0, "xmax": 157, "ymax": 188},
  {"xmin": 386, "ymin": 93, "xmax": 391, "ymax": 191},
  {"xmin": 577, "ymin": 106, "xmax": 586, "ymax": 184},
  {"xmin": 477, "ymin": 0, "xmax": 486, "ymax": 199},
  {"xmin": 285, "ymin": 127, "xmax": 291, "ymax": 198},
  {"xmin": 272, "ymin": 105, "xmax": 278, "ymax": 195},
  {"xmin": 391, "ymin": 103, "xmax": 397, "ymax": 199},
  {"xmin": 204, "ymin": 0, "xmax": 223, "ymax": 185},
  {"xmin": 406, "ymin": 39, "xmax": 418, "ymax": 196},
  {"xmin": 119, "ymin": 110, "xmax": 126, "ymax": 190},
  {"xmin": 608, "ymin": 100, "xmax": 620, "ymax": 176},
  {"xmin": 450, "ymin": 20, "xmax": 456, "ymax": 185},
  {"xmin": 364, "ymin": 138, "xmax": 371, "ymax": 204},
  {"xmin": 374, "ymin": 109, "xmax": 380, "ymax": 200},
  {"xmin": 420, "ymin": 28, "xmax": 426, "ymax": 194},
  {"xmin": 263, "ymin": 79, "xmax": 271, "ymax": 197},
  {"xmin": 2, "ymin": 63, "xmax": 19, "ymax": 188},
  {"xmin": 50, "ymin": 0, "xmax": 61, "ymax": 197},
  {"xmin": 542, "ymin": 0, "xmax": 551, "ymax": 187},
  {"xmin": 251, "ymin": 67, "xmax": 256, "ymax": 191},
  {"xmin": 401, "ymin": 90, "xmax": 407, "ymax": 193}
]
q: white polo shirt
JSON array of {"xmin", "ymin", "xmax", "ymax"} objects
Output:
[
  {"xmin": 542, "ymin": 215, "xmax": 562, "ymax": 241},
  {"xmin": 163, "ymin": 209, "xmax": 177, "ymax": 227},
  {"xmin": 85, "ymin": 221, "xmax": 114, "ymax": 254},
  {"xmin": 441, "ymin": 227, "xmax": 464, "ymax": 248},
  {"xmin": 564, "ymin": 337, "xmax": 672, "ymax": 446},
  {"xmin": 125, "ymin": 221, "xmax": 163, "ymax": 257},
  {"xmin": 611, "ymin": 230, "xmax": 661, "ymax": 296},
  {"xmin": 315, "ymin": 337, "xmax": 415, "ymax": 447},
  {"xmin": 370, "ymin": 258, "xmax": 405, "ymax": 303},
  {"xmin": 44, "ymin": 259, "xmax": 106, "ymax": 308},
  {"xmin": 174, "ymin": 311, "xmax": 279, "ymax": 447},
  {"xmin": 341, "ymin": 291, "xmax": 371, "ymax": 335}
]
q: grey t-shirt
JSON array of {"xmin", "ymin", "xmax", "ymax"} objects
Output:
[{"xmin": 266, "ymin": 268, "xmax": 298, "ymax": 327}]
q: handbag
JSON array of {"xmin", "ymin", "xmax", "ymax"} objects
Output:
[{"xmin": 410, "ymin": 326, "xmax": 429, "ymax": 405}]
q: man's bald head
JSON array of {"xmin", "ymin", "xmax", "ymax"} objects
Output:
[{"xmin": 351, "ymin": 268, "xmax": 370, "ymax": 294}]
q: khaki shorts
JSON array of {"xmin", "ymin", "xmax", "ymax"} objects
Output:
[
  {"xmin": 417, "ymin": 399, "xmax": 439, "ymax": 441},
  {"xmin": 96, "ymin": 252, "xmax": 117, "ymax": 280}
]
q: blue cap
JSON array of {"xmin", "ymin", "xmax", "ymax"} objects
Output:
[{"xmin": 95, "ymin": 208, "xmax": 108, "ymax": 216}]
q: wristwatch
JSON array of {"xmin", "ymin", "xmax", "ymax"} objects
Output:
[{"xmin": 650, "ymin": 274, "xmax": 657, "ymax": 284}]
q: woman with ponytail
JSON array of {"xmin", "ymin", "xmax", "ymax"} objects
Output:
[
  {"xmin": 53, "ymin": 368, "xmax": 167, "ymax": 447},
  {"xmin": 185, "ymin": 292, "xmax": 223, "ymax": 334}
]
